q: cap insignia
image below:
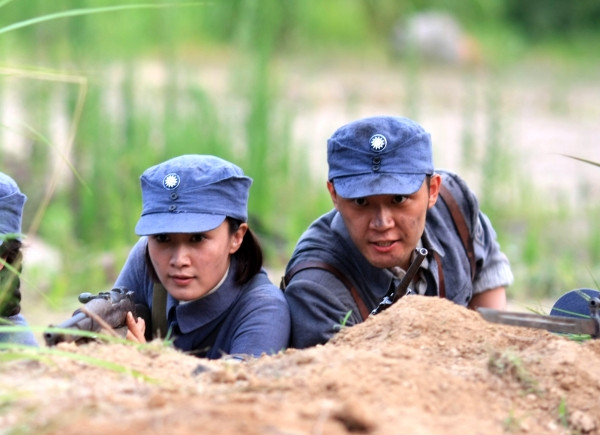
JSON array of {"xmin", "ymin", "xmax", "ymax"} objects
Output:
[
  {"xmin": 369, "ymin": 134, "xmax": 387, "ymax": 152},
  {"xmin": 163, "ymin": 173, "xmax": 180, "ymax": 190}
]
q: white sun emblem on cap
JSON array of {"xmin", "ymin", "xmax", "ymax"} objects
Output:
[
  {"xmin": 369, "ymin": 134, "xmax": 387, "ymax": 152},
  {"xmin": 163, "ymin": 173, "xmax": 180, "ymax": 190}
]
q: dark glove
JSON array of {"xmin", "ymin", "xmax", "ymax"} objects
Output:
[{"xmin": 0, "ymin": 252, "xmax": 22, "ymax": 317}]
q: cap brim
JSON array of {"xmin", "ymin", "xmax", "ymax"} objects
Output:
[
  {"xmin": 332, "ymin": 173, "xmax": 427, "ymax": 198},
  {"xmin": 135, "ymin": 213, "xmax": 226, "ymax": 236}
]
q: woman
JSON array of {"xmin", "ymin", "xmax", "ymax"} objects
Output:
[
  {"xmin": 0, "ymin": 172, "xmax": 38, "ymax": 346},
  {"xmin": 116, "ymin": 155, "xmax": 290, "ymax": 359}
]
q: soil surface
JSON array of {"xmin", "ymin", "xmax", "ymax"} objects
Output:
[{"xmin": 2, "ymin": 295, "xmax": 599, "ymax": 434}]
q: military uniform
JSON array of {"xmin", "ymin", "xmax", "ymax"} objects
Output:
[
  {"xmin": 116, "ymin": 237, "xmax": 290, "ymax": 359},
  {"xmin": 284, "ymin": 170, "xmax": 513, "ymax": 348},
  {"xmin": 282, "ymin": 116, "xmax": 513, "ymax": 349}
]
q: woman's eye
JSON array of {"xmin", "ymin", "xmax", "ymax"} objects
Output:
[
  {"xmin": 392, "ymin": 195, "xmax": 407, "ymax": 204},
  {"xmin": 353, "ymin": 197, "xmax": 367, "ymax": 206},
  {"xmin": 152, "ymin": 234, "xmax": 169, "ymax": 243},
  {"xmin": 190, "ymin": 233, "xmax": 206, "ymax": 243}
]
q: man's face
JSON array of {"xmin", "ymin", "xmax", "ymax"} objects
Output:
[{"xmin": 328, "ymin": 175, "xmax": 440, "ymax": 270}]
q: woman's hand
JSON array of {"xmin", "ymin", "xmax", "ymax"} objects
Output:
[{"xmin": 125, "ymin": 311, "xmax": 147, "ymax": 343}]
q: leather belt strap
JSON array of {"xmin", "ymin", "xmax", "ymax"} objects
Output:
[
  {"xmin": 282, "ymin": 261, "xmax": 370, "ymax": 321},
  {"xmin": 433, "ymin": 251, "xmax": 445, "ymax": 299},
  {"xmin": 438, "ymin": 183, "xmax": 476, "ymax": 281}
]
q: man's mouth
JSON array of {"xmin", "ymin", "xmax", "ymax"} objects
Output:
[{"xmin": 372, "ymin": 240, "xmax": 397, "ymax": 247}]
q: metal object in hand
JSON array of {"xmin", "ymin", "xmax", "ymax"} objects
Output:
[{"xmin": 371, "ymin": 247, "xmax": 428, "ymax": 315}]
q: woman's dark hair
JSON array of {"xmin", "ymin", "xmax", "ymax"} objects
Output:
[
  {"xmin": 227, "ymin": 217, "xmax": 263, "ymax": 284},
  {"xmin": 0, "ymin": 239, "xmax": 22, "ymax": 265},
  {"xmin": 144, "ymin": 218, "xmax": 263, "ymax": 285}
]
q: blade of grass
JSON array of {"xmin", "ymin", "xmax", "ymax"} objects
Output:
[
  {"xmin": 558, "ymin": 154, "xmax": 600, "ymax": 168},
  {"xmin": 0, "ymin": 2, "xmax": 208, "ymax": 35}
]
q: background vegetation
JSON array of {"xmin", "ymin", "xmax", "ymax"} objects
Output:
[{"xmin": 1, "ymin": 0, "xmax": 599, "ymax": 316}]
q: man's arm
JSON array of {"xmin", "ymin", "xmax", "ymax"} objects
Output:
[
  {"xmin": 284, "ymin": 269, "xmax": 363, "ymax": 349},
  {"xmin": 468, "ymin": 286, "xmax": 506, "ymax": 310}
]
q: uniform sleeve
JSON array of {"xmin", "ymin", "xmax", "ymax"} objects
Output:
[
  {"xmin": 114, "ymin": 237, "xmax": 153, "ymax": 305},
  {"xmin": 228, "ymin": 285, "xmax": 291, "ymax": 357},
  {"xmin": 284, "ymin": 269, "xmax": 364, "ymax": 349},
  {"xmin": 472, "ymin": 211, "xmax": 514, "ymax": 294}
]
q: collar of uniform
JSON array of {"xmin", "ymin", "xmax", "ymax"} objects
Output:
[
  {"xmin": 171, "ymin": 257, "xmax": 243, "ymax": 334},
  {"xmin": 331, "ymin": 210, "xmax": 397, "ymax": 299}
]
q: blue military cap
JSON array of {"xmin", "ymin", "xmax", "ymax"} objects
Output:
[
  {"xmin": 550, "ymin": 288, "xmax": 600, "ymax": 319},
  {"xmin": 327, "ymin": 115, "xmax": 434, "ymax": 198},
  {"xmin": 135, "ymin": 155, "xmax": 252, "ymax": 236},
  {"xmin": 0, "ymin": 172, "xmax": 27, "ymax": 246}
]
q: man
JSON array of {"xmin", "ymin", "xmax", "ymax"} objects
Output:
[
  {"xmin": 282, "ymin": 115, "xmax": 513, "ymax": 349},
  {"xmin": 0, "ymin": 171, "xmax": 38, "ymax": 346}
]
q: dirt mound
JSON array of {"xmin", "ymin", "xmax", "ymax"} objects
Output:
[{"xmin": 2, "ymin": 296, "xmax": 599, "ymax": 434}]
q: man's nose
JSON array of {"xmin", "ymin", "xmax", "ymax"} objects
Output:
[{"xmin": 370, "ymin": 206, "xmax": 394, "ymax": 229}]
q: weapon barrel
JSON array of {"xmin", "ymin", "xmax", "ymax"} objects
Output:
[
  {"xmin": 371, "ymin": 247, "xmax": 428, "ymax": 315},
  {"xmin": 43, "ymin": 311, "xmax": 89, "ymax": 346},
  {"xmin": 390, "ymin": 247, "xmax": 428, "ymax": 304}
]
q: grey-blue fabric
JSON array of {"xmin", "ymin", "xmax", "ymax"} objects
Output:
[
  {"xmin": 135, "ymin": 155, "xmax": 252, "ymax": 236},
  {"xmin": 0, "ymin": 172, "xmax": 26, "ymax": 245},
  {"xmin": 327, "ymin": 116, "xmax": 434, "ymax": 198}
]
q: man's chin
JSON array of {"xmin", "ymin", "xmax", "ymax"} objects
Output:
[{"xmin": 366, "ymin": 256, "xmax": 400, "ymax": 270}]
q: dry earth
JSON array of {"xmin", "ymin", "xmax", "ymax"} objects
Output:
[{"xmin": 2, "ymin": 295, "xmax": 599, "ymax": 434}]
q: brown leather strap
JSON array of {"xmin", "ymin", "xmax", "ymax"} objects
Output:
[
  {"xmin": 282, "ymin": 261, "xmax": 370, "ymax": 321},
  {"xmin": 433, "ymin": 251, "xmax": 445, "ymax": 299},
  {"xmin": 152, "ymin": 282, "xmax": 168, "ymax": 339},
  {"xmin": 438, "ymin": 183, "xmax": 476, "ymax": 281}
]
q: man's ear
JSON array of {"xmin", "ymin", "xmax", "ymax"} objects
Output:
[
  {"xmin": 327, "ymin": 181, "xmax": 339, "ymax": 209},
  {"xmin": 428, "ymin": 174, "xmax": 441, "ymax": 209}
]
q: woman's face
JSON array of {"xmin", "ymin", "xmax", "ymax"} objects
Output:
[{"xmin": 147, "ymin": 221, "xmax": 247, "ymax": 301}]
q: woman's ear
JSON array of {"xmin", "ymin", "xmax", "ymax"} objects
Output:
[{"xmin": 230, "ymin": 223, "xmax": 248, "ymax": 254}]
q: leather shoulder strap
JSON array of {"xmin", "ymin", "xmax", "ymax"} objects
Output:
[
  {"xmin": 152, "ymin": 282, "xmax": 169, "ymax": 339},
  {"xmin": 282, "ymin": 261, "xmax": 370, "ymax": 321},
  {"xmin": 438, "ymin": 183, "xmax": 476, "ymax": 280}
]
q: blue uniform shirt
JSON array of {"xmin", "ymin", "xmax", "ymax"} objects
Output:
[
  {"xmin": 284, "ymin": 170, "xmax": 513, "ymax": 348},
  {"xmin": 115, "ymin": 238, "xmax": 290, "ymax": 359},
  {"xmin": 0, "ymin": 314, "xmax": 39, "ymax": 347}
]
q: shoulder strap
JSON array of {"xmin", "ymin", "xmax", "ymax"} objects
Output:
[
  {"xmin": 152, "ymin": 282, "xmax": 169, "ymax": 339},
  {"xmin": 281, "ymin": 261, "xmax": 370, "ymax": 321},
  {"xmin": 438, "ymin": 183, "xmax": 476, "ymax": 281}
]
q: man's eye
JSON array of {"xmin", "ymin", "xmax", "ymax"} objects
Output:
[
  {"xmin": 392, "ymin": 195, "xmax": 407, "ymax": 204},
  {"xmin": 353, "ymin": 197, "xmax": 367, "ymax": 206}
]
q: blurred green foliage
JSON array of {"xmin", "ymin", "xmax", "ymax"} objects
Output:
[{"xmin": 0, "ymin": 0, "xmax": 599, "ymax": 309}]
